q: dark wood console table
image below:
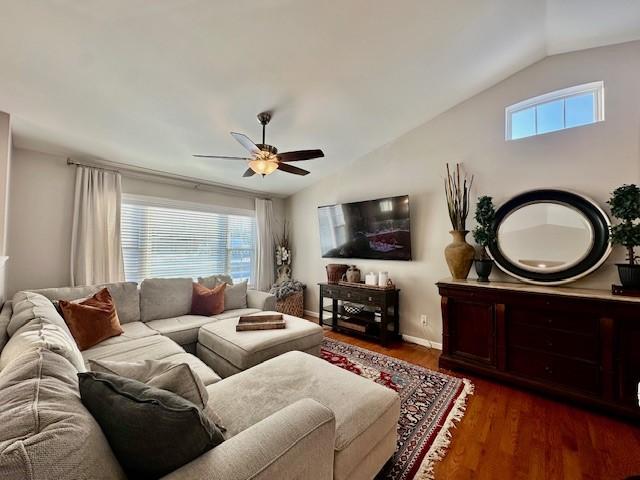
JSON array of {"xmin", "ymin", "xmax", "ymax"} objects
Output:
[
  {"xmin": 438, "ymin": 279, "xmax": 640, "ymax": 419},
  {"xmin": 318, "ymin": 282, "xmax": 400, "ymax": 344}
]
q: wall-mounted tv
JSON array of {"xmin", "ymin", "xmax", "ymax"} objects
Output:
[{"xmin": 318, "ymin": 195, "xmax": 412, "ymax": 261}]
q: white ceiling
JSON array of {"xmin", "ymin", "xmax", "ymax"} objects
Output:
[{"xmin": 1, "ymin": 0, "xmax": 639, "ymax": 196}]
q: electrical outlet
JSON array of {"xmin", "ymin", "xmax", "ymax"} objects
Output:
[{"xmin": 420, "ymin": 314, "xmax": 428, "ymax": 327}]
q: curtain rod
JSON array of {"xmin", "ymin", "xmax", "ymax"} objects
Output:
[{"xmin": 66, "ymin": 158, "xmax": 278, "ymax": 200}]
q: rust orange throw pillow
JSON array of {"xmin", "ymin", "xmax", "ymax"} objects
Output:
[
  {"xmin": 59, "ymin": 288, "xmax": 124, "ymax": 351},
  {"xmin": 191, "ymin": 282, "xmax": 226, "ymax": 316}
]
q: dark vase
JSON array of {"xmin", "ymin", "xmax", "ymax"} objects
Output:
[
  {"xmin": 474, "ymin": 259, "xmax": 493, "ymax": 282},
  {"xmin": 616, "ymin": 264, "xmax": 640, "ymax": 288}
]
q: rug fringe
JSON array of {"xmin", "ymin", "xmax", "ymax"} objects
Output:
[{"xmin": 413, "ymin": 378, "xmax": 475, "ymax": 480}]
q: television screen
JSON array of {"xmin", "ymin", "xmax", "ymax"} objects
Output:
[{"xmin": 318, "ymin": 195, "xmax": 412, "ymax": 261}]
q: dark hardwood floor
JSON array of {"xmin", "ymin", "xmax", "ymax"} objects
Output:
[{"xmin": 321, "ymin": 328, "xmax": 640, "ymax": 480}]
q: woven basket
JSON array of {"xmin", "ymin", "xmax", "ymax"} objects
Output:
[{"xmin": 276, "ymin": 290, "xmax": 304, "ymax": 318}]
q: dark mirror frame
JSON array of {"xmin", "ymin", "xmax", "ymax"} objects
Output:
[{"xmin": 488, "ymin": 189, "xmax": 611, "ymax": 285}]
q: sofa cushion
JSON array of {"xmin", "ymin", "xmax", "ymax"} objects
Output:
[
  {"xmin": 198, "ymin": 313, "xmax": 324, "ymax": 371},
  {"xmin": 96, "ymin": 321, "xmax": 158, "ymax": 347},
  {"xmin": 59, "ymin": 288, "xmax": 123, "ymax": 351},
  {"xmin": 30, "ymin": 282, "xmax": 140, "ymax": 324},
  {"xmin": 191, "ymin": 282, "xmax": 226, "ymax": 316},
  {"xmin": 89, "ymin": 359, "xmax": 209, "ymax": 409},
  {"xmin": 0, "ymin": 321, "xmax": 87, "ymax": 373},
  {"xmin": 140, "ymin": 278, "xmax": 193, "ymax": 322},
  {"xmin": 9, "ymin": 291, "xmax": 75, "ymax": 338},
  {"xmin": 206, "ymin": 350, "xmax": 400, "ymax": 480},
  {"xmin": 0, "ymin": 348, "xmax": 126, "ymax": 480},
  {"xmin": 224, "ymin": 280, "xmax": 248, "ymax": 310},
  {"xmin": 198, "ymin": 274, "xmax": 234, "ymax": 289},
  {"xmin": 3, "ymin": 291, "xmax": 86, "ymax": 372},
  {"xmin": 212, "ymin": 308, "xmax": 261, "ymax": 321},
  {"xmin": 78, "ymin": 371, "xmax": 224, "ymax": 479},
  {"xmin": 146, "ymin": 315, "xmax": 217, "ymax": 346},
  {"xmin": 82, "ymin": 335, "xmax": 221, "ymax": 386}
]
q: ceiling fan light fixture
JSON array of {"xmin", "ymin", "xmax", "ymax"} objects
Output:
[{"xmin": 249, "ymin": 151, "xmax": 278, "ymax": 175}]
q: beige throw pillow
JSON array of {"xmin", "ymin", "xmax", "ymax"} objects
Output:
[
  {"xmin": 224, "ymin": 280, "xmax": 248, "ymax": 310},
  {"xmin": 88, "ymin": 359, "xmax": 208, "ymax": 409}
]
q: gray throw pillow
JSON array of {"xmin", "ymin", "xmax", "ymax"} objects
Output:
[
  {"xmin": 224, "ymin": 280, "xmax": 248, "ymax": 310},
  {"xmin": 88, "ymin": 359, "xmax": 209, "ymax": 409},
  {"xmin": 198, "ymin": 274, "xmax": 234, "ymax": 289},
  {"xmin": 78, "ymin": 371, "xmax": 224, "ymax": 479}
]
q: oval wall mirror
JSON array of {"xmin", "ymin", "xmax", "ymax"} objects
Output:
[{"xmin": 488, "ymin": 189, "xmax": 611, "ymax": 285}]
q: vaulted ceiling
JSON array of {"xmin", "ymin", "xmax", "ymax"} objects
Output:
[{"xmin": 1, "ymin": 1, "xmax": 639, "ymax": 195}]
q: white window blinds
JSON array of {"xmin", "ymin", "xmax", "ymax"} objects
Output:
[{"xmin": 121, "ymin": 195, "xmax": 256, "ymax": 284}]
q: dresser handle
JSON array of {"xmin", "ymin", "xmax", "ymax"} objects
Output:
[
  {"xmin": 368, "ymin": 296, "xmax": 373, "ymax": 301},
  {"xmin": 544, "ymin": 365, "xmax": 553, "ymax": 374},
  {"xmin": 347, "ymin": 293, "xmax": 351, "ymax": 298},
  {"xmin": 545, "ymin": 339, "xmax": 553, "ymax": 348},
  {"xmin": 546, "ymin": 318, "xmax": 553, "ymax": 325}
]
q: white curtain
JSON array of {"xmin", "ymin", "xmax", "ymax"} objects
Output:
[
  {"xmin": 70, "ymin": 166, "xmax": 125, "ymax": 286},
  {"xmin": 254, "ymin": 198, "xmax": 275, "ymax": 291}
]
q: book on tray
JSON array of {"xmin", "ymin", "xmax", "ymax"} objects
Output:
[{"xmin": 236, "ymin": 314, "xmax": 286, "ymax": 331}]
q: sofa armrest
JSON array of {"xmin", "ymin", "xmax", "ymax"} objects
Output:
[
  {"xmin": 246, "ymin": 289, "xmax": 276, "ymax": 311},
  {"xmin": 161, "ymin": 398, "xmax": 335, "ymax": 480}
]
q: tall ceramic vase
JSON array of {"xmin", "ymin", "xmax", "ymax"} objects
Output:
[{"xmin": 444, "ymin": 230, "xmax": 475, "ymax": 280}]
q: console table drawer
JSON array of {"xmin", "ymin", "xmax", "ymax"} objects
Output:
[
  {"xmin": 508, "ymin": 306, "xmax": 598, "ymax": 335},
  {"xmin": 322, "ymin": 286, "xmax": 383, "ymax": 303},
  {"xmin": 508, "ymin": 322, "xmax": 599, "ymax": 362},
  {"xmin": 507, "ymin": 347, "xmax": 600, "ymax": 394}
]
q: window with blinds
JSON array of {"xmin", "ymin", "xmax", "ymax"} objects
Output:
[{"xmin": 121, "ymin": 196, "xmax": 256, "ymax": 285}]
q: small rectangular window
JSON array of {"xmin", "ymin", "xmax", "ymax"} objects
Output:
[{"xmin": 506, "ymin": 81, "xmax": 604, "ymax": 140}]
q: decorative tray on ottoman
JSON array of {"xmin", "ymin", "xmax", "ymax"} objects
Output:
[{"xmin": 236, "ymin": 314, "xmax": 286, "ymax": 331}]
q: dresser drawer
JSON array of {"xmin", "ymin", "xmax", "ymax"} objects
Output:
[
  {"xmin": 508, "ymin": 306, "xmax": 598, "ymax": 336},
  {"xmin": 508, "ymin": 321, "xmax": 599, "ymax": 362},
  {"xmin": 507, "ymin": 347, "xmax": 601, "ymax": 394}
]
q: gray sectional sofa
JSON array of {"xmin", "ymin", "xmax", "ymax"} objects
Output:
[{"xmin": 0, "ymin": 277, "xmax": 400, "ymax": 480}]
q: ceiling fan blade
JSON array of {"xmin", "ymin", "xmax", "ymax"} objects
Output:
[
  {"xmin": 193, "ymin": 155, "xmax": 250, "ymax": 160},
  {"xmin": 230, "ymin": 132, "xmax": 261, "ymax": 154},
  {"xmin": 277, "ymin": 162, "xmax": 310, "ymax": 176},
  {"xmin": 277, "ymin": 149, "xmax": 324, "ymax": 162},
  {"xmin": 243, "ymin": 167, "xmax": 256, "ymax": 177}
]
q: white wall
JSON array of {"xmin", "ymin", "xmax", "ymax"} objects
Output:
[
  {"xmin": 286, "ymin": 41, "xmax": 640, "ymax": 344},
  {"xmin": 6, "ymin": 148, "xmax": 285, "ymax": 296},
  {"xmin": 0, "ymin": 112, "xmax": 12, "ymax": 302}
]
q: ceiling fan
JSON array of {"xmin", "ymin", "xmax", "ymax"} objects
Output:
[{"xmin": 194, "ymin": 112, "xmax": 324, "ymax": 177}]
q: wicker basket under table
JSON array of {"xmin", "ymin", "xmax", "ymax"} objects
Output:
[{"xmin": 275, "ymin": 290, "xmax": 305, "ymax": 318}]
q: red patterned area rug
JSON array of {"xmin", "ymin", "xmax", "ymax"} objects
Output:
[{"xmin": 321, "ymin": 338, "xmax": 474, "ymax": 480}]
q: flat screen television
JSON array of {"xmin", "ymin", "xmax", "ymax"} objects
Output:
[{"xmin": 318, "ymin": 195, "xmax": 412, "ymax": 261}]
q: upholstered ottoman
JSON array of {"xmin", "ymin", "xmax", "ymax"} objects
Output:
[
  {"xmin": 196, "ymin": 311, "xmax": 324, "ymax": 378},
  {"xmin": 207, "ymin": 350, "xmax": 401, "ymax": 480}
]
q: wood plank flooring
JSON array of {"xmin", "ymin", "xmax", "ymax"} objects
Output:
[{"xmin": 322, "ymin": 329, "xmax": 640, "ymax": 480}]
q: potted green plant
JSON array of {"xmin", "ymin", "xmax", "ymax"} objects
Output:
[
  {"xmin": 444, "ymin": 163, "xmax": 475, "ymax": 279},
  {"xmin": 472, "ymin": 196, "xmax": 496, "ymax": 282},
  {"xmin": 608, "ymin": 184, "xmax": 640, "ymax": 288}
]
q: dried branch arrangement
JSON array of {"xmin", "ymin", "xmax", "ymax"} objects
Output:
[{"xmin": 444, "ymin": 163, "xmax": 474, "ymax": 231}]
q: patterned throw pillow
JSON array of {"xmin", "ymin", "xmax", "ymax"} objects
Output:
[{"xmin": 59, "ymin": 288, "xmax": 123, "ymax": 350}]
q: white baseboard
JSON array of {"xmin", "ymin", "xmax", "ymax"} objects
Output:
[
  {"xmin": 402, "ymin": 334, "xmax": 442, "ymax": 350},
  {"xmin": 308, "ymin": 309, "xmax": 442, "ymax": 350}
]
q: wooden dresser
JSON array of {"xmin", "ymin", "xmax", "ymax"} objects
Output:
[{"xmin": 437, "ymin": 279, "xmax": 640, "ymax": 419}]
